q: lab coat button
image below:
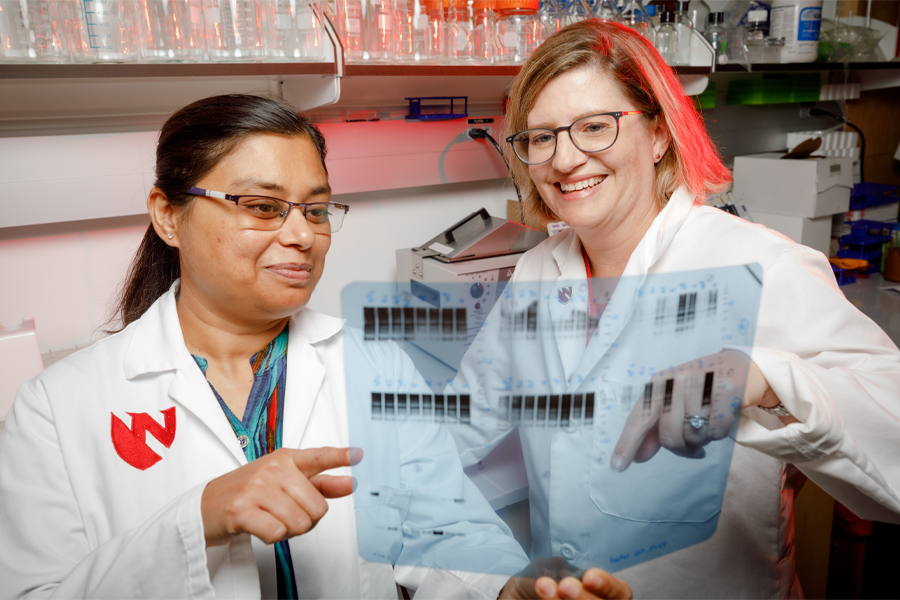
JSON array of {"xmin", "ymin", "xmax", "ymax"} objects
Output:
[
  {"xmin": 237, "ymin": 435, "xmax": 249, "ymax": 449},
  {"xmin": 560, "ymin": 543, "xmax": 576, "ymax": 560}
]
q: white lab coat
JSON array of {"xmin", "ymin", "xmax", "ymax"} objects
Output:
[
  {"xmin": 449, "ymin": 187, "xmax": 900, "ymax": 599},
  {"xmin": 0, "ymin": 284, "xmax": 526, "ymax": 599}
]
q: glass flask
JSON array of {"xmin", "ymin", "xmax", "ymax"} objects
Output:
[
  {"xmin": 469, "ymin": 0, "xmax": 492, "ymax": 63},
  {"xmin": 705, "ymin": 11, "xmax": 727, "ymax": 64},
  {"xmin": 593, "ymin": 0, "xmax": 618, "ymax": 22},
  {"xmin": 74, "ymin": 0, "xmax": 141, "ymax": 61},
  {"xmin": 0, "ymin": 0, "xmax": 71, "ymax": 62},
  {"xmin": 618, "ymin": 0, "xmax": 649, "ymax": 39},
  {"xmin": 654, "ymin": 9, "xmax": 677, "ymax": 64},
  {"xmin": 202, "ymin": 0, "xmax": 264, "ymax": 61},
  {"xmin": 263, "ymin": 0, "xmax": 327, "ymax": 61},
  {"xmin": 688, "ymin": 0, "xmax": 709, "ymax": 34},
  {"xmin": 136, "ymin": 0, "xmax": 206, "ymax": 62},
  {"xmin": 537, "ymin": 0, "xmax": 560, "ymax": 41},
  {"xmin": 494, "ymin": 0, "xmax": 539, "ymax": 64},
  {"xmin": 562, "ymin": 0, "xmax": 591, "ymax": 27},
  {"xmin": 673, "ymin": 0, "xmax": 692, "ymax": 65},
  {"xmin": 362, "ymin": 0, "xmax": 393, "ymax": 62},
  {"xmin": 446, "ymin": 0, "xmax": 474, "ymax": 62},
  {"xmin": 335, "ymin": 0, "xmax": 365, "ymax": 62}
]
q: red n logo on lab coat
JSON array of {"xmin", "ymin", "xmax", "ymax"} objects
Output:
[{"xmin": 111, "ymin": 408, "xmax": 176, "ymax": 470}]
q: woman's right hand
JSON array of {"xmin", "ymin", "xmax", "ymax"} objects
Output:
[{"xmin": 201, "ymin": 446, "xmax": 361, "ymax": 547}]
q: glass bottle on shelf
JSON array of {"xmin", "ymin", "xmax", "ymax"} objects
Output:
[
  {"xmin": 618, "ymin": 0, "xmax": 650, "ymax": 40},
  {"xmin": 688, "ymin": 0, "xmax": 709, "ymax": 34},
  {"xmin": 470, "ymin": 0, "xmax": 494, "ymax": 64},
  {"xmin": 335, "ymin": 0, "xmax": 365, "ymax": 62},
  {"xmin": 673, "ymin": 0, "xmax": 692, "ymax": 66},
  {"xmin": 394, "ymin": 0, "xmax": 431, "ymax": 63},
  {"xmin": 75, "ymin": 0, "xmax": 142, "ymax": 62},
  {"xmin": 494, "ymin": 0, "xmax": 539, "ymax": 64},
  {"xmin": 562, "ymin": 0, "xmax": 592, "ymax": 27},
  {"xmin": 537, "ymin": 0, "xmax": 562, "ymax": 41},
  {"xmin": 137, "ymin": 0, "xmax": 206, "ymax": 62},
  {"xmin": 263, "ymin": 0, "xmax": 327, "ymax": 62},
  {"xmin": 705, "ymin": 11, "xmax": 727, "ymax": 65},
  {"xmin": 654, "ymin": 10, "xmax": 677, "ymax": 65},
  {"xmin": 593, "ymin": 0, "xmax": 619, "ymax": 22},
  {"xmin": 362, "ymin": 0, "xmax": 394, "ymax": 62},
  {"xmin": 0, "ymin": 0, "xmax": 72, "ymax": 63},
  {"xmin": 743, "ymin": 9, "xmax": 767, "ymax": 63},
  {"xmin": 447, "ymin": 0, "xmax": 474, "ymax": 62}
]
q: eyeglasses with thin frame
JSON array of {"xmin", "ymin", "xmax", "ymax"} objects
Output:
[
  {"xmin": 185, "ymin": 187, "xmax": 349, "ymax": 233},
  {"xmin": 506, "ymin": 111, "xmax": 646, "ymax": 166}
]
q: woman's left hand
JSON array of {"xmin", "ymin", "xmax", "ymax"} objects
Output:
[{"xmin": 609, "ymin": 350, "xmax": 787, "ymax": 472}]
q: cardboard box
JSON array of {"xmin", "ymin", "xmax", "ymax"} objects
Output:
[
  {"xmin": 733, "ymin": 153, "xmax": 854, "ymax": 218},
  {"xmin": 750, "ymin": 210, "xmax": 834, "ymax": 256}
]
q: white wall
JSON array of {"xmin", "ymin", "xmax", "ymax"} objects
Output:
[{"xmin": 0, "ymin": 179, "xmax": 515, "ymax": 359}]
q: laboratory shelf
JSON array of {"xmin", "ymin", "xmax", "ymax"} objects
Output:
[
  {"xmin": 0, "ymin": 61, "xmax": 337, "ymax": 80},
  {"xmin": 343, "ymin": 64, "xmax": 713, "ymax": 77},
  {"xmin": 715, "ymin": 61, "xmax": 900, "ymax": 73}
]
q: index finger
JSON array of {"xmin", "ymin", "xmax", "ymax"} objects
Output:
[{"xmin": 291, "ymin": 447, "xmax": 363, "ymax": 478}]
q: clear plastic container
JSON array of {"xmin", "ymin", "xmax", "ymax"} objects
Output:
[
  {"xmin": 494, "ymin": 0, "xmax": 539, "ymax": 65},
  {"xmin": 335, "ymin": 0, "xmax": 365, "ymax": 62},
  {"xmin": 396, "ymin": 0, "xmax": 443, "ymax": 63},
  {"xmin": 74, "ymin": 0, "xmax": 141, "ymax": 62},
  {"xmin": 562, "ymin": 0, "xmax": 591, "ymax": 27},
  {"xmin": 618, "ymin": 0, "xmax": 650, "ymax": 40},
  {"xmin": 136, "ymin": 0, "xmax": 207, "ymax": 62},
  {"xmin": 705, "ymin": 11, "xmax": 727, "ymax": 65},
  {"xmin": 688, "ymin": 0, "xmax": 709, "ymax": 34},
  {"xmin": 673, "ymin": 0, "xmax": 692, "ymax": 65},
  {"xmin": 469, "ymin": 0, "xmax": 493, "ymax": 64},
  {"xmin": 202, "ymin": 0, "xmax": 265, "ymax": 61},
  {"xmin": 655, "ymin": 10, "xmax": 677, "ymax": 65},
  {"xmin": 263, "ymin": 0, "xmax": 327, "ymax": 62},
  {"xmin": 0, "ymin": 0, "xmax": 71, "ymax": 62},
  {"xmin": 362, "ymin": 0, "xmax": 393, "ymax": 62}
]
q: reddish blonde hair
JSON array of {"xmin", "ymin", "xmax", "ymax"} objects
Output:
[{"xmin": 505, "ymin": 19, "xmax": 730, "ymax": 223}]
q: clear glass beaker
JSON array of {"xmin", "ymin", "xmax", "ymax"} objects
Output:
[
  {"xmin": 396, "ymin": 0, "xmax": 442, "ymax": 63},
  {"xmin": 335, "ymin": 0, "xmax": 364, "ymax": 62},
  {"xmin": 73, "ymin": 0, "xmax": 141, "ymax": 62},
  {"xmin": 494, "ymin": 0, "xmax": 539, "ymax": 65},
  {"xmin": 264, "ymin": 0, "xmax": 327, "ymax": 61},
  {"xmin": 469, "ymin": 0, "xmax": 492, "ymax": 63},
  {"xmin": 202, "ymin": 0, "xmax": 264, "ymax": 61},
  {"xmin": 362, "ymin": 0, "xmax": 393, "ymax": 62},
  {"xmin": 446, "ymin": 0, "xmax": 474, "ymax": 62},
  {"xmin": 0, "ymin": 0, "xmax": 71, "ymax": 62},
  {"xmin": 136, "ymin": 0, "xmax": 206, "ymax": 62}
]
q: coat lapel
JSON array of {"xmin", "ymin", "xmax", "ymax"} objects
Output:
[{"xmin": 547, "ymin": 232, "xmax": 591, "ymax": 386}]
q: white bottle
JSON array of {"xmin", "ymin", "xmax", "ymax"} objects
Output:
[
  {"xmin": 673, "ymin": 0, "xmax": 692, "ymax": 66},
  {"xmin": 769, "ymin": 0, "xmax": 821, "ymax": 63}
]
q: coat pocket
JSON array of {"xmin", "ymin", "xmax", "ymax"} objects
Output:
[{"xmin": 353, "ymin": 486, "xmax": 412, "ymax": 565}]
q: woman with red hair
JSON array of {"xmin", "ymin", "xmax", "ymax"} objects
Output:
[{"xmin": 450, "ymin": 19, "xmax": 900, "ymax": 598}]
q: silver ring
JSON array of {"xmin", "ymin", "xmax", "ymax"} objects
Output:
[{"xmin": 684, "ymin": 415, "xmax": 709, "ymax": 430}]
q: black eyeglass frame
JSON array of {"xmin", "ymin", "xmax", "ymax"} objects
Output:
[
  {"xmin": 505, "ymin": 110, "xmax": 646, "ymax": 166},
  {"xmin": 185, "ymin": 186, "xmax": 350, "ymax": 233}
]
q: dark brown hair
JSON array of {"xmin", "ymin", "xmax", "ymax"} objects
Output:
[
  {"xmin": 108, "ymin": 93, "xmax": 328, "ymax": 332},
  {"xmin": 505, "ymin": 19, "xmax": 730, "ymax": 224}
]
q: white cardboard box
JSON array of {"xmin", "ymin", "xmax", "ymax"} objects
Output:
[
  {"xmin": 733, "ymin": 153, "xmax": 854, "ymax": 218},
  {"xmin": 750, "ymin": 210, "xmax": 834, "ymax": 256}
]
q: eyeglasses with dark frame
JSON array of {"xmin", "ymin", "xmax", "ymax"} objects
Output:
[
  {"xmin": 505, "ymin": 111, "xmax": 646, "ymax": 166},
  {"xmin": 185, "ymin": 187, "xmax": 349, "ymax": 233}
]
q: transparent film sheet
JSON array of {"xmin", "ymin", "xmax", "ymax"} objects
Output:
[{"xmin": 341, "ymin": 265, "xmax": 763, "ymax": 576}]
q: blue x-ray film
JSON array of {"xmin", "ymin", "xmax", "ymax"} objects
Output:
[{"xmin": 341, "ymin": 264, "xmax": 763, "ymax": 576}]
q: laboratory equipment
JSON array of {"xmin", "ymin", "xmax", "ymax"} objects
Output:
[
  {"xmin": 469, "ymin": 0, "xmax": 493, "ymax": 63},
  {"xmin": 769, "ymin": 0, "xmax": 822, "ymax": 63},
  {"xmin": 562, "ymin": 0, "xmax": 591, "ymax": 27},
  {"xmin": 494, "ymin": 0, "xmax": 539, "ymax": 65},
  {"xmin": 405, "ymin": 96, "xmax": 468, "ymax": 120},
  {"xmin": 0, "ymin": 0, "xmax": 70, "ymax": 62},
  {"xmin": 593, "ymin": 0, "xmax": 618, "ymax": 22},
  {"xmin": 673, "ymin": 0, "xmax": 692, "ymax": 65},
  {"xmin": 618, "ymin": 0, "xmax": 650, "ymax": 39},
  {"xmin": 446, "ymin": 0, "xmax": 474, "ymax": 62},
  {"xmin": 655, "ymin": 10, "xmax": 677, "ymax": 65},
  {"xmin": 705, "ymin": 11, "xmax": 727, "ymax": 65},
  {"xmin": 743, "ymin": 8, "xmax": 767, "ymax": 63},
  {"xmin": 537, "ymin": 0, "xmax": 561, "ymax": 40},
  {"xmin": 362, "ymin": 0, "xmax": 393, "ymax": 61},
  {"xmin": 264, "ymin": 0, "xmax": 328, "ymax": 61},
  {"xmin": 202, "ymin": 0, "xmax": 265, "ymax": 61},
  {"xmin": 136, "ymin": 0, "xmax": 206, "ymax": 62},
  {"xmin": 688, "ymin": 0, "xmax": 709, "ymax": 34},
  {"xmin": 335, "ymin": 0, "xmax": 364, "ymax": 61},
  {"xmin": 74, "ymin": 0, "xmax": 140, "ymax": 62}
]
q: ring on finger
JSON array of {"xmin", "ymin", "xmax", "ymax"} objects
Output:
[{"xmin": 684, "ymin": 415, "xmax": 709, "ymax": 430}]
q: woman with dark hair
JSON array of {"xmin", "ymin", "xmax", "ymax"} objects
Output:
[
  {"xmin": 449, "ymin": 19, "xmax": 900, "ymax": 599},
  {"xmin": 0, "ymin": 93, "xmax": 631, "ymax": 599}
]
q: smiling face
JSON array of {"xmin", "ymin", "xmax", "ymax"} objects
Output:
[
  {"xmin": 526, "ymin": 65, "xmax": 669, "ymax": 240},
  {"xmin": 171, "ymin": 134, "xmax": 332, "ymax": 325}
]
